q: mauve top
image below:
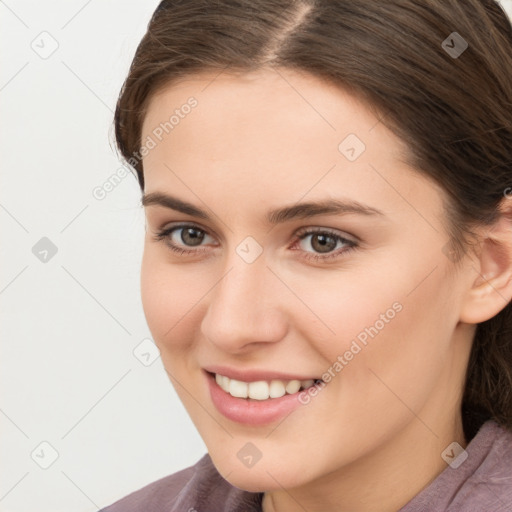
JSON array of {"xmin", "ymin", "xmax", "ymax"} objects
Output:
[{"xmin": 100, "ymin": 420, "xmax": 512, "ymax": 512}]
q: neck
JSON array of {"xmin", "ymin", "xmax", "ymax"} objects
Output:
[{"xmin": 262, "ymin": 413, "xmax": 466, "ymax": 512}]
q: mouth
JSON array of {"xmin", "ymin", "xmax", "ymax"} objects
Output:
[
  {"xmin": 204, "ymin": 368, "xmax": 324, "ymax": 425},
  {"xmin": 212, "ymin": 372, "xmax": 322, "ymax": 401}
]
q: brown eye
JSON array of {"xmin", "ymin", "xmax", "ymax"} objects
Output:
[
  {"xmin": 298, "ymin": 231, "xmax": 345, "ymax": 254},
  {"xmin": 154, "ymin": 224, "xmax": 216, "ymax": 253},
  {"xmin": 310, "ymin": 233, "xmax": 338, "ymax": 253},
  {"xmin": 180, "ymin": 227, "xmax": 206, "ymax": 246},
  {"xmin": 294, "ymin": 228, "xmax": 358, "ymax": 262}
]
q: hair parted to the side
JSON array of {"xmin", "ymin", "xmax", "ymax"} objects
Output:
[{"xmin": 113, "ymin": 0, "xmax": 512, "ymax": 441}]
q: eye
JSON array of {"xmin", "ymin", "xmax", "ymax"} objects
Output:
[
  {"xmin": 293, "ymin": 228, "xmax": 357, "ymax": 262},
  {"xmin": 153, "ymin": 224, "xmax": 216, "ymax": 255},
  {"xmin": 153, "ymin": 223, "xmax": 358, "ymax": 262}
]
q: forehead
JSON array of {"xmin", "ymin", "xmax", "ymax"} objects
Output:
[
  {"xmin": 142, "ymin": 68, "xmax": 392, "ymax": 155},
  {"xmin": 140, "ymin": 68, "xmax": 445, "ymax": 225},
  {"xmin": 142, "ymin": 69, "xmax": 405, "ymax": 170}
]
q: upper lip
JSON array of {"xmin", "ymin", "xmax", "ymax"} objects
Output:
[{"xmin": 203, "ymin": 365, "xmax": 320, "ymax": 382}]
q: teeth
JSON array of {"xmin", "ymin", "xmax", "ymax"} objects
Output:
[
  {"xmin": 285, "ymin": 380, "xmax": 301, "ymax": 394},
  {"xmin": 215, "ymin": 374, "xmax": 317, "ymax": 400},
  {"xmin": 248, "ymin": 381, "xmax": 269, "ymax": 400},
  {"xmin": 220, "ymin": 375, "xmax": 230, "ymax": 393},
  {"xmin": 229, "ymin": 378, "xmax": 248, "ymax": 398},
  {"xmin": 269, "ymin": 380, "xmax": 286, "ymax": 398},
  {"xmin": 301, "ymin": 379, "xmax": 314, "ymax": 389}
]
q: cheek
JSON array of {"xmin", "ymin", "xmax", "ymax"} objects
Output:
[
  {"xmin": 140, "ymin": 247, "xmax": 207, "ymax": 351},
  {"xmin": 340, "ymin": 276, "xmax": 456, "ymax": 414},
  {"xmin": 299, "ymin": 258, "xmax": 456, "ymax": 388},
  {"xmin": 288, "ymin": 268, "xmax": 406, "ymax": 359}
]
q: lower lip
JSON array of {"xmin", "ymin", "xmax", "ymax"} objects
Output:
[{"xmin": 205, "ymin": 372, "xmax": 309, "ymax": 425}]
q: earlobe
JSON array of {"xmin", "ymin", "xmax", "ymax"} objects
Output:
[{"xmin": 459, "ymin": 202, "xmax": 512, "ymax": 324}]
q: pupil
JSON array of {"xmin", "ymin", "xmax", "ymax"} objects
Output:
[
  {"xmin": 182, "ymin": 228, "xmax": 204, "ymax": 246},
  {"xmin": 312, "ymin": 234, "xmax": 336, "ymax": 253}
]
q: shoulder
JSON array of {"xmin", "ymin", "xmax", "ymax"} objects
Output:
[
  {"xmin": 99, "ymin": 453, "xmax": 263, "ymax": 512},
  {"xmin": 400, "ymin": 420, "xmax": 512, "ymax": 512},
  {"xmin": 455, "ymin": 420, "xmax": 512, "ymax": 509}
]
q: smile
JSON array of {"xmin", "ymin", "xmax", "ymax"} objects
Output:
[
  {"xmin": 215, "ymin": 373, "xmax": 320, "ymax": 400},
  {"xmin": 205, "ymin": 368, "xmax": 325, "ymax": 425}
]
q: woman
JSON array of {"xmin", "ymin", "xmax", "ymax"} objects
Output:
[{"xmin": 101, "ymin": 1, "xmax": 512, "ymax": 510}]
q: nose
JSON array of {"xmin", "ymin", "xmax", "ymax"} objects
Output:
[{"xmin": 200, "ymin": 254, "xmax": 289, "ymax": 353}]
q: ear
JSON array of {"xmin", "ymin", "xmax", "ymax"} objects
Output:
[{"xmin": 459, "ymin": 199, "xmax": 512, "ymax": 324}]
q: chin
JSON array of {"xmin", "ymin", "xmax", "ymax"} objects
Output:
[
  {"xmin": 222, "ymin": 470, "xmax": 291, "ymax": 493},
  {"xmin": 210, "ymin": 451, "xmax": 314, "ymax": 493}
]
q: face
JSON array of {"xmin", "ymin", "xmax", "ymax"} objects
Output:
[{"xmin": 139, "ymin": 68, "xmax": 474, "ymax": 492}]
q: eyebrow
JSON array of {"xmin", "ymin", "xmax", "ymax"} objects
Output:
[{"xmin": 141, "ymin": 192, "xmax": 385, "ymax": 224}]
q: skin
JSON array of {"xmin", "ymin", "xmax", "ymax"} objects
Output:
[{"xmin": 138, "ymin": 67, "xmax": 512, "ymax": 512}]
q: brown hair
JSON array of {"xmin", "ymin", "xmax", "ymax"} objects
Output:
[{"xmin": 113, "ymin": 0, "xmax": 512, "ymax": 441}]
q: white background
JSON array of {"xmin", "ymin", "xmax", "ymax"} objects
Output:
[{"xmin": 1, "ymin": 1, "xmax": 511, "ymax": 511}]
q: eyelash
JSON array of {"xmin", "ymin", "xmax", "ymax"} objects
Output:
[{"xmin": 153, "ymin": 224, "xmax": 358, "ymax": 262}]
